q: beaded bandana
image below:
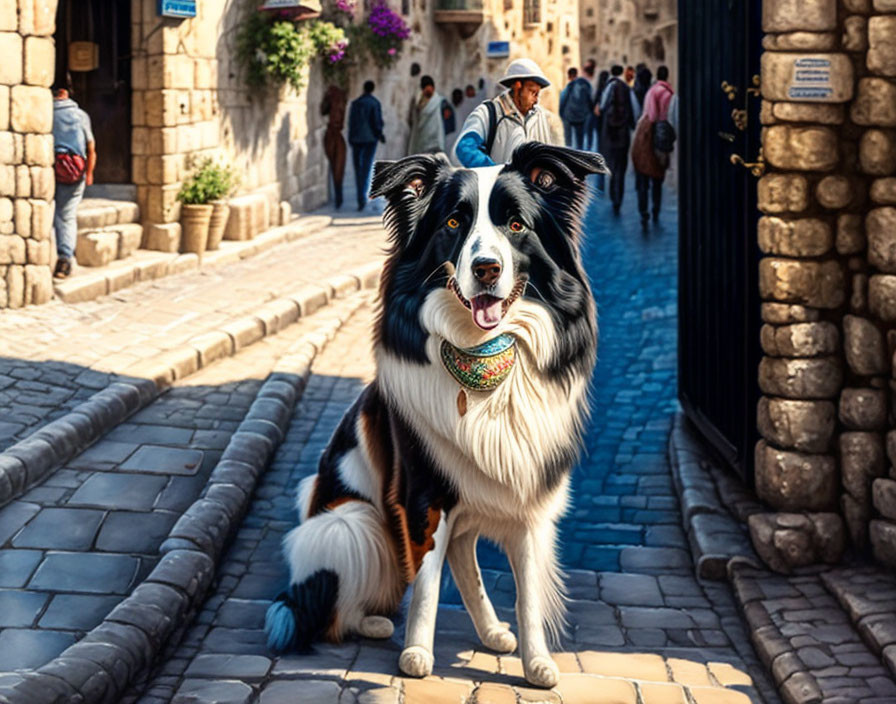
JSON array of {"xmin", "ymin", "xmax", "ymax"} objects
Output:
[{"xmin": 440, "ymin": 333, "xmax": 517, "ymax": 391}]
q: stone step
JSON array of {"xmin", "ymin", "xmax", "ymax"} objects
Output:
[
  {"xmin": 5, "ymin": 263, "xmax": 381, "ymax": 510},
  {"xmin": 84, "ymin": 183, "xmax": 138, "ymax": 201},
  {"xmin": 821, "ymin": 566, "xmax": 896, "ymax": 678},
  {"xmin": 0, "ymin": 298, "xmax": 366, "ymax": 700},
  {"xmin": 76, "ymin": 197, "xmax": 140, "ymax": 232},
  {"xmin": 56, "ymin": 214, "xmax": 333, "ymax": 304},
  {"xmin": 668, "ymin": 414, "xmax": 761, "ymax": 580},
  {"xmin": 730, "ymin": 561, "xmax": 896, "ymax": 704},
  {"xmin": 75, "ymin": 223, "xmax": 144, "ymax": 267}
]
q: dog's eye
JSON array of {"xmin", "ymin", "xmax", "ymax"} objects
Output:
[
  {"xmin": 446, "ymin": 218, "xmax": 460, "ymax": 229},
  {"xmin": 509, "ymin": 220, "xmax": 524, "ymax": 233}
]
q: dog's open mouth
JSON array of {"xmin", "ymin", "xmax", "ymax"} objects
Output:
[{"xmin": 447, "ymin": 275, "xmax": 527, "ymax": 330}]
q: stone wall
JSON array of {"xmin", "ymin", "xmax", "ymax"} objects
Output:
[
  {"xmin": 130, "ymin": 0, "xmax": 576, "ymax": 248},
  {"xmin": 350, "ymin": 0, "xmax": 579, "ymax": 161},
  {"xmin": 0, "ymin": 0, "xmax": 576, "ymax": 306},
  {"xmin": 0, "ymin": 0, "xmax": 57, "ymax": 309},
  {"xmin": 578, "ymin": 0, "xmax": 677, "ymax": 81},
  {"xmin": 130, "ymin": 0, "xmax": 330, "ymax": 252},
  {"xmin": 752, "ymin": 0, "xmax": 896, "ymax": 571}
]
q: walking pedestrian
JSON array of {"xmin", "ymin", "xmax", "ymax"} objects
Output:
[
  {"xmin": 598, "ymin": 64, "xmax": 639, "ymax": 214},
  {"xmin": 559, "ymin": 67, "xmax": 593, "ymax": 150},
  {"xmin": 452, "ymin": 58, "xmax": 565, "ymax": 167},
  {"xmin": 632, "ymin": 65, "xmax": 676, "ymax": 227},
  {"xmin": 347, "ymin": 80, "xmax": 385, "ymax": 211},
  {"xmin": 582, "ymin": 60, "xmax": 599, "ymax": 151},
  {"xmin": 321, "ymin": 84, "xmax": 348, "ymax": 209},
  {"xmin": 407, "ymin": 75, "xmax": 446, "ymax": 155},
  {"xmin": 591, "ymin": 69, "xmax": 610, "ymax": 189},
  {"xmin": 52, "ymin": 78, "xmax": 95, "ymax": 279},
  {"xmin": 633, "ymin": 63, "xmax": 653, "ymax": 109}
]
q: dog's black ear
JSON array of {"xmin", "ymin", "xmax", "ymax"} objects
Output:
[
  {"xmin": 508, "ymin": 143, "xmax": 608, "ymax": 192},
  {"xmin": 370, "ymin": 153, "xmax": 451, "ymax": 201}
]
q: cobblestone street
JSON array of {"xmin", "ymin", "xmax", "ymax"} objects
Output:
[
  {"xmin": 0, "ymin": 185, "xmax": 782, "ymax": 704},
  {"xmin": 128, "ymin": 184, "xmax": 777, "ymax": 704}
]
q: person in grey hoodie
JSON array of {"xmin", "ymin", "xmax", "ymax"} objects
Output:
[{"xmin": 52, "ymin": 79, "xmax": 95, "ymax": 279}]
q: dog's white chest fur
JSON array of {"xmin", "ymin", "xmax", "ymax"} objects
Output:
[{"xmin": 376, "ymin": 290, "xmax": 588, "ymax": 519}]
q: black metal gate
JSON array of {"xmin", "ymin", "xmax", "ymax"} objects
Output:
[{"xmin": 677, "ymin": 0, "xmax": 763, "ymax": 481}]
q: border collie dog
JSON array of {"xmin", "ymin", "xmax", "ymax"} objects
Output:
[{"xmin": 265, "ymin": 143, "xmax": 605, "ymax": 688}]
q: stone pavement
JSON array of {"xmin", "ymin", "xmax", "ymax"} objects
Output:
[
  {"xmin": 133, "ymin": 182, "xmax": 781, "ymax": 703},
  {"xmin": 0, "ymin": 212, "xmax": 387, "ymax": 451},
  {"xmin": 730, "ymin": 563, "xmax": 896, "ymax": 704},
  {"xmin": 0, "ymin": 292, "xmax": 367, "ymax": 674}
]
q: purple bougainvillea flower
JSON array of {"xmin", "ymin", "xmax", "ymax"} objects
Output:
[{"xmin": 388, "ymin": 47, "xmax": 396, "ymax": 55}]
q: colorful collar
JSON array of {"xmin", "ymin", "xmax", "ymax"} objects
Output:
[{"xmin": 440, "ymin": 334, "xmax": 517, "ymax": 391}]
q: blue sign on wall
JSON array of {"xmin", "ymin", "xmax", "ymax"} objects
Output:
[
  {"xmin": 159, "ymin": 0, "xmax": 197, "ymax": 18},
  {"xmin": 486, "ymin": 41, "xmax": 510, "ymax": 59}
]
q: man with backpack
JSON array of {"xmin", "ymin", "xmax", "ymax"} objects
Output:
[
  {"xmin": 598, "ymin": 64, "xmax": 640, "ymax": 214},
  {"xmin": 452, "ymin": 58, "xmax": 564, "ymax": 168},
  {"xmin": 52, "ymin": 78, "xmax": 96, "ymax": 280},
  {"xmin": 632, "ymin": 65, "xmax": 676, "ymax": 227},
  {"xmin": 559, "ymin": 67, "xmax": 593, "ymax": 150}
]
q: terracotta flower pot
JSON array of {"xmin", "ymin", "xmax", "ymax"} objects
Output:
[
  {"xmin": 181, "ymin": 203, "xmax": 213, "ymax": 255},
  {"xmin": 207, "ymin": 199, "xmax": 231, "ymax": 251}
]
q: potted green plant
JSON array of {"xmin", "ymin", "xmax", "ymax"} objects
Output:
[
  {"xmin": 206, "ymin": 165, "xmax": 238, "ymax": 251},
  {"xmin": 177, "ymin": 159, "xmax": 237, "ymax": 255}
]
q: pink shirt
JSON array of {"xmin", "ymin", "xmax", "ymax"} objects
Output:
[{"xmin": 643, "ymin": 81, "xmax": 674, "ymax": 123}]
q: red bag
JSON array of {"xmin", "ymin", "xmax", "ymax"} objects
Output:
[{"xmin": 54, "ymin": 151, "xmax": 87, "ymax": 184}]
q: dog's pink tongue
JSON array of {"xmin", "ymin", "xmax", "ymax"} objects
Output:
[{"xmin": 471, "ymin": 295, "xmax": 503, "ymax": 329}]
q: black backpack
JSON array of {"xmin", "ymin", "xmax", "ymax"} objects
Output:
[
  {"xmin": 605, "ymin": 79, "xmax": 633, "ymax": 130},
  {"xmin": 479, "ymin": 100, "xmax": 504, "ymax": 158},
  {"xmin": 653, "ymin": 119, "xmax": 677, "ymax": 153}
]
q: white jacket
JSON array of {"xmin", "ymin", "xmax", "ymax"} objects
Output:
[{"xmin": 451, "ymin": 91, "xmax": 563, "ymax": 166}]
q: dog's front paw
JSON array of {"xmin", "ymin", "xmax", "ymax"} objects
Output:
[
  {"xmin": 482, "ymin": 624, "xmax": 517, "ymax": 653},
  {"xmin": 524, "ymin": 655, "xmax": 559, "ymax": 688},
  {"xmin": 399, "ymin": 645, "xmax": 434, "ymax": 678}
]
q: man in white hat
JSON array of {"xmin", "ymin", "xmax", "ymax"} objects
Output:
[{"xmin": 452, "ymin": 58, "xmax": 564, "ymax": 167}]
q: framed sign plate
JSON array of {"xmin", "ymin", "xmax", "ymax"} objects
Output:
[
  {"xmin": 159, "ymin": 0, "xmax": 196, "ymax": 18},
  {"xmin": 487, "ymin": 40, "xmax": 510, "ymax": 59}
]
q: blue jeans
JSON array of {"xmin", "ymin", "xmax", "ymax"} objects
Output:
[
  {"xmin": 54, "ymin": 179, "xmax": 85, "ymax": 259},
  {"xmin": 352, "ymin": 142, "xmax": 378, "ymax": 208},
  {"xmin": 585, "ymin": 113, "xmax": 600, "ymax": 151},
  {"xmin": 563, "ymin": 121, "xmax": 585, "ymax": 150}
]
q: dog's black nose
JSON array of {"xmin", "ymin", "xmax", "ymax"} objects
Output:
[{"xmin": 472, "ymin": 258, "xmax": 502, "ymax": 286}]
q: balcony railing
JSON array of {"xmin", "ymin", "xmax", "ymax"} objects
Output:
[{"xmin": 434, "ymin": 0, "xmax": 484, "ymax": 37}]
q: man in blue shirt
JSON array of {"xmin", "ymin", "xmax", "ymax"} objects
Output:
[
  {"xmin": 347, "ymin": 81, "xmax": 385, "ymax": 212},
  {"xmin": 52, "ymin": 79, "xmax": 96, "ymax": 279}
]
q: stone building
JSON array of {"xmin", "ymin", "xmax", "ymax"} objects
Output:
[
  {"xmin": 0, "ymin": 1, "xmax": 56, "ymax": 308},
  {"xmin": 750, "ymin": 0, "xmax": 896, "ymax": 571},
  {"xmin": 578, "ymin": 0, "xmax": 677, "ymax": 79},
  {"xmin": 0, "ymin": 0, "xmax": 577, "ymax": 310}
]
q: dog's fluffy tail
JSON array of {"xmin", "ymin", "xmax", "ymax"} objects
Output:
[
  {"xmin": 266, "ymin": 498, "xmax": 402, "ymax": 651},
  {"xmin": 265, "ymin": 569, "xmax": 339, "ymax": 652}
]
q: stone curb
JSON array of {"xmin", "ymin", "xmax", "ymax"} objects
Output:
[
  {"xmin": 0, "ymin": 301, "xmax": 364, "ymax": 704},
  {"xmin": 820, "ymin": 567, "xmax": 896, "ymax": 678},
  {"xmin": 728, "ymin": 560, "xmax": 824, "ymax": 704},
  {"xmin": 53, "ymin": 214, "xmax": 334, "ymax": 304},
  {"xmin": 667, "ymin": 413, "xmax": 760, "ymax": 579},
  {"xmin": 0, "ymin": 378, "xmax": 159, "ymax": 509},
  {"xmin": 0, "ymin": 259, "xmax": 383, "ymax": 511}
]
